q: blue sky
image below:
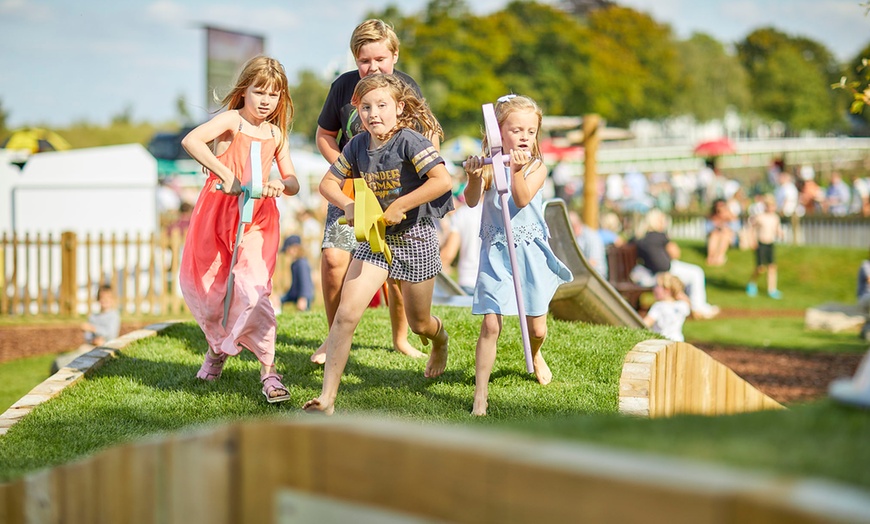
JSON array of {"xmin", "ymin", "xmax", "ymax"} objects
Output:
[{"xmin": 1, "ymin": 0, "xmax": 868, "ymax": 128}]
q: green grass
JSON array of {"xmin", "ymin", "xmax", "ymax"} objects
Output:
[
  {"xmin": 1, "ymin": 242, "xmax": 868, "ymax": 492},
  {"xmin": 0, "ymin": 354, "xmax": 56, "ymax": 411}
]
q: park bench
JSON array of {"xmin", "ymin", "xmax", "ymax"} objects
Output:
[{"xmin": 607, "ymin": 243, "xmax": 654, "ymax": 311}]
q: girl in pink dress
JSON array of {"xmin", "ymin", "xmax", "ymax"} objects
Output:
[{"xmin": 180, "ymin": 56, "xmax": 300, "ymax": 403}]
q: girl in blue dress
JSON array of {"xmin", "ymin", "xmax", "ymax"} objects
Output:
[{"xmin": 463, "ymin": 95, "xmax": 573, "ymax": 416}]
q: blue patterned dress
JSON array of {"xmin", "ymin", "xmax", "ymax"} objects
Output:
[{"xmin": 472, "ymin": 167, "xmax": 573, "ymax": 316}]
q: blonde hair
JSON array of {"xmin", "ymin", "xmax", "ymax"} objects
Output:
[
  {"xmin": 637, "ymin": 208, "xmax": 669, "ymax": 237},
  {"xmin": 351, "ymin": 74, "xmax": 442, "ymax": 143},
  {"xmin": 350, "ymin": 19, "xmax": 399, "ymax": 58},
  {"xmin": 480, "ymin": 95, "xmax": 544, "ymax": 191},
  {"xmin": 220, "ymin": 56, "xmax": 294, "ymax": 152},
  {"xmin": 656, "ymin": 272, "xmax": 685, "ymax": 299}
]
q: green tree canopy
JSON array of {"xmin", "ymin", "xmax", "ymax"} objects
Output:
[{"xmin": 674, "ymin": 33, "xmax": 750, "ymax": 122}]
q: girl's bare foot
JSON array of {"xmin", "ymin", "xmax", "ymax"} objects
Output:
[
  {"xmin": 394, "ymin": 340, "xmax": 425, "ymax": 359},
  {"xmin": 423, "ymin": 317, "xmax": 449, "ymax": 378},
  {"xmin": 302, "ymin": 397, "xmax": 334, "ymax": 415},
  {"xmin": 310, "ymin": 344, "xmax": 326, "ymax": 365},
  {"xmin": 533, "ymin": 351, "xmax": 552, "ymax": 385},
  {"xmin": 472, "ymin": 394, "xmax": 488, "ymax": 416}
]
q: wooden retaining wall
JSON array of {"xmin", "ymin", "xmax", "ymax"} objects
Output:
[
  {"xmin": 619, "ymin": 339, "xmax": 784, "ymax": 417},
  {"xmin": 2, "ymin": 417, "xmax": 869, "ymax": 524}
]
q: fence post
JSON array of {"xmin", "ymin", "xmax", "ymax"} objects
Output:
[{"xmin": 60, "ymin": 231, "xmax": 77, "ymax": 316}]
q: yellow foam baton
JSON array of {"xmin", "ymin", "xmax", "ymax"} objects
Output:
[{"xmin": 339, "ymin": 178, "xmax": 394, "ymax": 265}]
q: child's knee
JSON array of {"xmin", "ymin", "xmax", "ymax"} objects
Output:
[
  {"xmin": 480, "ymin": 315, "xmax": 501, "ymax": 337},
  {"xmin": 529, "ymin": 322, "xmax": 547, "ymax": 341}
]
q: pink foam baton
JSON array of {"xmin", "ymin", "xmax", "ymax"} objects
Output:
[
  {"xmin": 461, "ymin": 153, "xmax": 510, "ymax": 167},
  {"xmin": 481, "ymin": 103, "xmax": 534, "ymax": 373}
]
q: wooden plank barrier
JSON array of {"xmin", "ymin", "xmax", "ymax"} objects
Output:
[
  {"xmin": 2, "ymin": 417, "xmax": 870, "ymax": 523},
  {"xmin": 619, "ymin": 339, "xmax": 785, "ymax": 417}
]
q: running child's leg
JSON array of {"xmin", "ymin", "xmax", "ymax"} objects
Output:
[
  {"xmin": 527, "ymin": 314, "xmax": 552, "ymax": 385},
  {"xmin": 473, "ymin": 313, "xmax": 502, "ymax": 416},
  {"xmin": 303, "ymin": 259, "xmax": 388, "ymax": 414},
  {"xmin": 401, "ymin": 278, "xmax": 449, "ymax": 378},
  {"xmin": 312, "ymin": 247, "xmax": 353, "ymax": 364},
  {"xmin": 387, "ymin": 279, "xmax": 424, "ymax": 358}
]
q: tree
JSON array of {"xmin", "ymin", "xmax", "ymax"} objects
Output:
[
  {"xmin": 0, "ymin": 98, "xmax": 9, "ymax": 140},
  {"xmin": 586, "ymin": 6, "xmax": 682, "ymax": 122},
  {"xmin": 175, "ymin": 94, "xmax": 193, "ymax": 126},
  {"xmin": 738, "ymin": 28, "xmax": 844, "ymax": 133},
  {"xmin": 674, "ymin": 33, "xmax": 750, "ymax": 122},
  {"xmin": 288, "ymin": 70, "xmax": 330, "ymax": 140}
]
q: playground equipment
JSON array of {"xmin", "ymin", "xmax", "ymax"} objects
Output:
[
  {"xmin": 543, "ymin": 199, "xmax": 645, "ymax": 328},
  {"xmin": 216, "ymin": 142, "xmax": 263, "ymax": 328}
]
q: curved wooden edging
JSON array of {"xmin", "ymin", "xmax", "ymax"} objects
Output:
[
  {"xmin": 0, "ymin": 321, "xmax": 180, "ymax": 437},
  {"xmin": 619, "ymin": 339, "xmax": 785, "ymax": 418}
]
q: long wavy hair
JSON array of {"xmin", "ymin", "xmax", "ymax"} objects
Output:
[
  {"xmin": 219, "ymin": 56, "xmax": 294, "ymax": 152},
  {"xmin": 479, "ymin": 94, "xmax": 543, "ymax": 191},
  {"xmin": 351, "ymin": 73, "xmax": 442, "ymax": 144}
]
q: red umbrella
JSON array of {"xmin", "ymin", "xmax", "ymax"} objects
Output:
[{"xmin": 693, "ymin": 138, "xmax": 736, "ymax": 157}]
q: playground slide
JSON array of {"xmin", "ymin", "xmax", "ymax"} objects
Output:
[{"xmin": 543, "ymin": 199, "xmax": 645, "ymax": 328}]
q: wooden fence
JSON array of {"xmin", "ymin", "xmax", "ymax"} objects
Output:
[{"xmin": 0, "ymin": 231, "xmax": 295, "ymax": 318}]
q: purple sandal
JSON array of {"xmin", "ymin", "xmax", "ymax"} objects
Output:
[
  {"xmin": 196, "ymin": 350, "xmax": 227, "ymax": 381},
  {"xmin": 261, "ymin": 373, "xmax": 291, "ymax": 404}
]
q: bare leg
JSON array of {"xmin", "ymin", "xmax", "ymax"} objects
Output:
[
  {"xmin": 767, "ymin": 264, "xmax": 778, "ymax": 291},
  {"xmin": 527, "ymin": 315, "xmax": 552, "ymax": 385},
  {"xmin": 402, "ymin": 278, "xmax": 449, "ymax": 378},
  {"xmin": 303, "ymin": 260, "xmax": 387, "ymax": 415},
  {"xmin": 312, "ymin": 247, "xmax": 352, "ymax": 364},
  {"xmin": 473, "ymin": 314, "xmax": 501, "ymax": 416},
  {"xmin": 387, "ymin": 279, "xmax": 424, "ymax": 358}
]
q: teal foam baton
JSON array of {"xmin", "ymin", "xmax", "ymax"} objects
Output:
[
  {"xmin": 215, "ymin": 141, "xmax": 263, "ymax": 328},
  {"xmin": 480, "ymin": 103, "xmax": 534, "ymax": 373}
]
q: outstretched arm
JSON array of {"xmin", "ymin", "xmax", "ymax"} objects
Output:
[{"xmin": 382, "ymin": 163, "xmax": 453, "ymax": 225}]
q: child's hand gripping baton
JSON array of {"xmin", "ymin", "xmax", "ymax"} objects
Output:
[
  {"xmin": 481, "ymin": 103, "xmax": 534, "ymax": 373},
  {"xmin": 216, "ymin": 141, "xmax": 263, "ymax": 328},
  {"xmin": 338, "ymin": 178, "xmax": 394, "ymax": 265}
]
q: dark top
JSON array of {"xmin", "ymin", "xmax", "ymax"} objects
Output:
[
  {"xmin": 634, "ymin": 231, "xmax": 672, "ymax": 273},
  {"xmin": 282, "ymin": 257, "xmax": 314, "ymax": 307},
  {"xmin": 330, "ymin": 128, "xmax": 453, "ymax": 235},
  {"xmin": 317, "ymin": 69, "xmax": 421, "ymax": 150}
]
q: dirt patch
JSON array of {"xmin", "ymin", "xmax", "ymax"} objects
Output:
[
  {"xmin": 0, "ymin": 322, "xmax": 151, "ymax": 364},
  {"xmin": 697, "ymin": 344, "xmax": 864, "ymax": 405}
]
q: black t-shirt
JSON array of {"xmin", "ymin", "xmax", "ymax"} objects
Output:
[
  {"xmin": 634, "ymin": 231, "xmax": 671, "ymax": 273},
  {"xmin": 317, "ymin": 69, "xmax": 422, "ymax": 150},
  {"xmin": 330, "ymin": 128, "xmax": 453, "ymax": 235}
]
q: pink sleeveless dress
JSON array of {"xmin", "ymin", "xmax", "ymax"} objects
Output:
[{"xmin": 179, "ymin": 130, "xmax": 281, "ymax": 365}]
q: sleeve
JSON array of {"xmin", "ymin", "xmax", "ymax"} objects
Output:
[
  {"xmin": 328, "ymin": 137, "xmax": 360, "ymax": 180},
  {"xmin": 317, "ymin": 76, "xmax": 345, "ymax": 132},
  {"xmin": 405, "ymin": 130, "xmax": 444, "ymax": 178}
]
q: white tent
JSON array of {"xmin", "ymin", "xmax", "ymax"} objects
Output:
[{"xmin": 7, "ymin": 143, "xmax": 157, "ymax": 235}]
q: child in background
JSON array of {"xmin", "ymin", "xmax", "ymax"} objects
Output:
[
  {"xmin": 463, "ymin": 95, "xmax": 573, "ymax": 417},
  {"xmin": 644, "ymin": 272, "xmax": 691, "ymax": 342},
  {"xmin": 81, "ymin": 283, "xmax": 121, "ymax": 347},
  {"xmin": 303, "ymin": 74, "xmax": 453, "ymax": 415},
  {"xmin": 280, "ymin": 235, "xmax": 314, "ymax": 311},
  {"xmin": 746, "ymin": 194, "xmax": 784, "ymax": 299},
  {"xmin": 180, "ymin": 56, "xmax": 300, "ymax": 404}
]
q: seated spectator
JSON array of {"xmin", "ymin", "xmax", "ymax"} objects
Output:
[
  {"xmin": 644, "ymin": 272, "xmax": 692, "ymax": 342},
  {"xmin": 81, "ymin": 283, "xmax": 121, "ymax": 347},
  {"xmin": 859, "ymin": 247, "xmax": 870, "ymax": 340},
  {"xmin": 598, "ymin": 212, "xmax": 625, "ymax": 249},
  {"xmin": 631, "ymin": 209, "xmax": 719, "ymax": 319},
  {"xmin": 705, "ymin": 198, "xmax": 738, "ymax": 266}
]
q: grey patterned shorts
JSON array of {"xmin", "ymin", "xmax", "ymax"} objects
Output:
[
  {"xmin": 321, "ymin": 203, "xmax": 357, "ymax": 253},
  {"xmin": 354, "ymin": 218, "xmax": 442, "ymax": 283}
]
